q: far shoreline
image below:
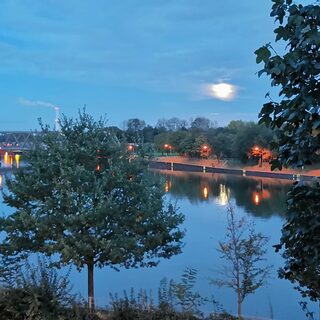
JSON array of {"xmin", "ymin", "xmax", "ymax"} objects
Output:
[{"xmin": 151, "ymin": 156, "xmax": 320, "ymax": 181}]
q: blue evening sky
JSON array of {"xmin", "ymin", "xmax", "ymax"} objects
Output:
[{"xmin": 0, "ymin": 1, "xmax": 278, "ymax": 131}]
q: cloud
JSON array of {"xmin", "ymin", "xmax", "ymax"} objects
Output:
[
  {"xmin": 18, "ymin": 97, "xmax": 56, "ymax": 109},
  {"xmin": 0, "ymin": 0, "xmax": 271, "ymax": 100}
]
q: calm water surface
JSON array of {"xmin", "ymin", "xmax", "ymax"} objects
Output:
[{"xmin": 0, "ymin": 168, "xmax": 317, "ymax": 319}]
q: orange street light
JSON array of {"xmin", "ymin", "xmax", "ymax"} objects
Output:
[
  {"xmin": 253, "ymin": 192, "xmax": 261, "ymax": 206},
  {"xmin": 201, "ymin": 144, "xmax": 210, "ymax": 158},
  {"xmin": 252, "ymin": 146, "xmax": 263, "ymax": 167},
  {"xmin": 163, "ymin": 144, "xmax": 172, "ymax": 155},
  {"xmin": 128, "ymin": 144, "xmax": 134, "ymax": 151}
]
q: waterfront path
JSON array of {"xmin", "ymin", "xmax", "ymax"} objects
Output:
[{"xmin": 150, "ymin": 157, "xmax": 320, "ymax": 181}]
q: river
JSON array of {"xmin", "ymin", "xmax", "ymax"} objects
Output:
[{"xmin": 0, "ymin": 168, "xmax": 317, "ymax": 319}]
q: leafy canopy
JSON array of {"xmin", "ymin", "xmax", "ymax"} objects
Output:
[
  {"xmin": 256, "ymin": 0, "xmax": 320, "ymax": 169},
  {"xmin": 0, "ymin": 111, "xmax": 184, "ymax": 272},
  {"xmin": 256, "ymin": 0, "xmax": 320, "ymax": 301}
]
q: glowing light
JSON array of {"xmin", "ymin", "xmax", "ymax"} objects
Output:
[
  {"xmin": 253, "ymin": 192, "xmax": 261, "ymax": 206},
  {"xmin": 216, "ymin": 184, "xmax": 230, "ymax": 206},
  {"xmin": 96, "ymin": 164, "xmax": 101, "ymax": 171},
  {"xmin": 203, "ymin": 186, "xmax": 208, "ymax": 199},
  {"xmin": 128, "ymin": 145, "xmax": 134, "ymax": 151},
  {"xmin": 0, "ymin": 175, "xmax": 2, "ymax": 188},
  {"xmin": 15, "ymin": 154, "xmax": 20, "ymax": 168},
  {"xmin": 3, "ymin": 152, "xmax": 12, "ymax": 167},
  {"xmin": 165, "ymin": 181, "xmax": 169, "ymax": 193},
  {"xmin": 165, "ymin": 178, "xmax": 172, "ymax": 193},
  {"xmin": 211, "ymin": 83, "xmax": 236, "ymax": 101}
]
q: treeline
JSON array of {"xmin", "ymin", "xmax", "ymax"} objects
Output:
[{"xmin": 116, "ymin": 117, "xmax": 275, "ymax": 162}]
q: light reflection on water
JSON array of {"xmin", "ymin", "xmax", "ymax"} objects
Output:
[
  {"xmin": 1, "ymin": 152, "xmax": 20, "ymax": 168},
  {"xmin": 0, "ymin": 168, "xmax": 317, "ymax": 319}
]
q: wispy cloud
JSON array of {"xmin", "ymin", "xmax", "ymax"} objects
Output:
[
  {"xmin": 19, "ymin": 97, "xmax": 56, "ymax": 109},
  {"xmin": 0, "ymin": 0, "xmax": 272, "ymax": 102}
]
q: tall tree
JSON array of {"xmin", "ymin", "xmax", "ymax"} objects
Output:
[
  {"xmin": 190, "ymin": 117, "xmax": 212, "ymax": 131},
  {"xmin": 256, "ymin": 0, "xmax": 320, "ymax": 301},
  {"xmin": 212, "ymin": 206, "xmax": 271, "ymax": 320},
  {"xmin": 0, "ymin": 111, "xmax": 184, "ymax": 316},
  {"xmin": 124, "ymin": 118, "xmax": 146, "ymax": 132},
  {"xmin": 256, "ymin": 0, "xmax": 320, "ymax": 169}
]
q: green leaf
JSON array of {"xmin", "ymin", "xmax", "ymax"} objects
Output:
[
  {"xmin": 260, "ymin": 102, "xmax": 275, "ymax": 115},
  {"xmin": 255, "ymin": 46, "xmax": 272, "ymax": 64}
]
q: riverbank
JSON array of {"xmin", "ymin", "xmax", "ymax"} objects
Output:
[{"xmin": 152, "ymin": 156, "xmax": 320, "ymax": 180}]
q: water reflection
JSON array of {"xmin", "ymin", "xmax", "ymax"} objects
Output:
[
  {"xmin": 153, "ymin": 170, "xmax": 291, "ymax": 218},
  {"xmin": 217, "ymin": 184, "xmax": 230, "ymax": 206},
  {"xmin": 15, "ymin": 154, "xmax": 20, "ymax": 168},
  {"xmin": 1, "ymin": 152, "xmax": 21, "ymax": 168},
  {"xmin": 164, "ymin": 176, "xmax": 172, "ymax": 193},
  {"xmin": 202, "ymin": 186, "xmax": 208, "ymax": 199}
]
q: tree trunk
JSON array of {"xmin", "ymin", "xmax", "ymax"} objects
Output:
[
  {"xmin": 237, "ymin": 288, "xmax": 242, "ymax": 320},
  {"xmin": 87, "ymin": 259, "xmax": 95, "ymax": 318}
]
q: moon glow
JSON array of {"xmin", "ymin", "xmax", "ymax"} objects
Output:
[{"xmin": 211, "ymin": 83, "xmax": 236, "ymax": 101}]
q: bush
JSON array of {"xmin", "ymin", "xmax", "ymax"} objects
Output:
[{"xmin": 0, "ymin": 257, "xmax": 89, "ymax": 320}]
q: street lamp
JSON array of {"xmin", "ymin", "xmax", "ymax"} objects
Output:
[
  {"xmin": 252, "ymin": 146, "xmax": 263, "ymax": 167},
  {"xmin": 201, "ymin": 145, "xmax": 210, "ymax": 158},
  {"xmin": 163, "ymin": 144, "xmax": 171, "ymax": 155},
  {"xmin": 128, "ymin": 144, "xmax": 134, "ymax": 152}
]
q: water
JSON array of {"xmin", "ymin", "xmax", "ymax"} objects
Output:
[{"xmin": 0, "ymin": 168, "xmax": 317, "ymax": 319}]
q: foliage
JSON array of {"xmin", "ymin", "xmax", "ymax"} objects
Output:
[
  {"xmin": 124, "ymin": 118, "xmax": 146, "ymax": 132},
  {"xmin": 156, "ymin": 118, "xmax": 189, "ymax": 131},
  {"xmin": 108, "ymin": 285, "xmax": 199, "ymax": 320},
  {"xmin": 0, "ymin": 257, "xmax": 88, "ymax": 320},
  {"xmin": 255, "ymin": 0, "xmax": 320, "ymax": 169},
  {"xmin": 275, "ymin": 179, "xmax": 320, "ymax": 300},
  {"xmin": 212, "ymin": 205, "xmax": 271, "ymax": 319},
  {"xmin": 107, "ymin": 276, "xmax": 233, "ymax": 320},
  {"xmin": 170, "ymin": 268, "xmax": 206, "ymax": 317},
  {"xmin": 179, "ymin": 133, "xmax": 209, "ymax": 158},
  {"xmin": 191, "ymin": 117, "xmax": 213, "ymax": 131},
  {"xmin": 256, "ymin": 0, "xmax": 320, "ymax": 303},
  {"xmin": 153, "ymin": 120, "xmax": 273, "ymax": 160},
  {"xmin": 108, "ymin": 289, "xmax": 158, "ymax": 320},
  {"xmin": 0, "ymin": 111, "xmax": 184, "ymax": 310},
  {"xmin": 300, "ymin": 301, "xmax": 316, "ymax": 320}
]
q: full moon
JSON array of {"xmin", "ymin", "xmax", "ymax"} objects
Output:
[{"xmin": 211, "ymin": 83, "xmax": 236, "ymax": 100}]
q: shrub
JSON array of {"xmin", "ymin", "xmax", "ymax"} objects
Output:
[{"xmin": 0, "ymin": 256, "xmax": 89, "ymax": 320}]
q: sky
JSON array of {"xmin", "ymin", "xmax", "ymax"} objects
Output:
[{"xmin": 0, "ymin": 0, "xmax": 278, "ymax": 131}]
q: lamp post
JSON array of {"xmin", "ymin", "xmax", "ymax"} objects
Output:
[
  {"xmin": 164, "ymin": 144, "xmax": 171, "ymax": 156},
  {"xmin": 201, "ymin": 145, "xmax": 210, "ymax": 158},
  {"xmin": 252, "ymin": 146, "xmax": 263, "ymax": 167}
]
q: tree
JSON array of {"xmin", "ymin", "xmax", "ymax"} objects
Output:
[
  {"xmin": 276, "ymin": 180, "xmax": 320, "ymax": 301},
  {"xmin": 256, "ymin": 0, "xmax": 320, "ymax": 301},
  {"xmin": 155, "ymin": 118, "xmax": 189, "ymax": 131},
  {"xmin": 212, "ymin": 206, "xmax": 271, "ymax": 320},
  {"xmin": 191, "ymin": 117, "xmax": 212, "ymax": 131},
  {"xmin": 0, "ymin": 111, "xmax": 184, "ymax": 316},
  {"xmin": 178, "ymin": 133, "xmax": 210, "ymax": 158},
  {"xmin": 255, "ymin": 0, "xmax": 320, "ymax": 169},
  {"xmin": 124, "ymin": 118, "xmax": 146, "ymax": 132}
]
